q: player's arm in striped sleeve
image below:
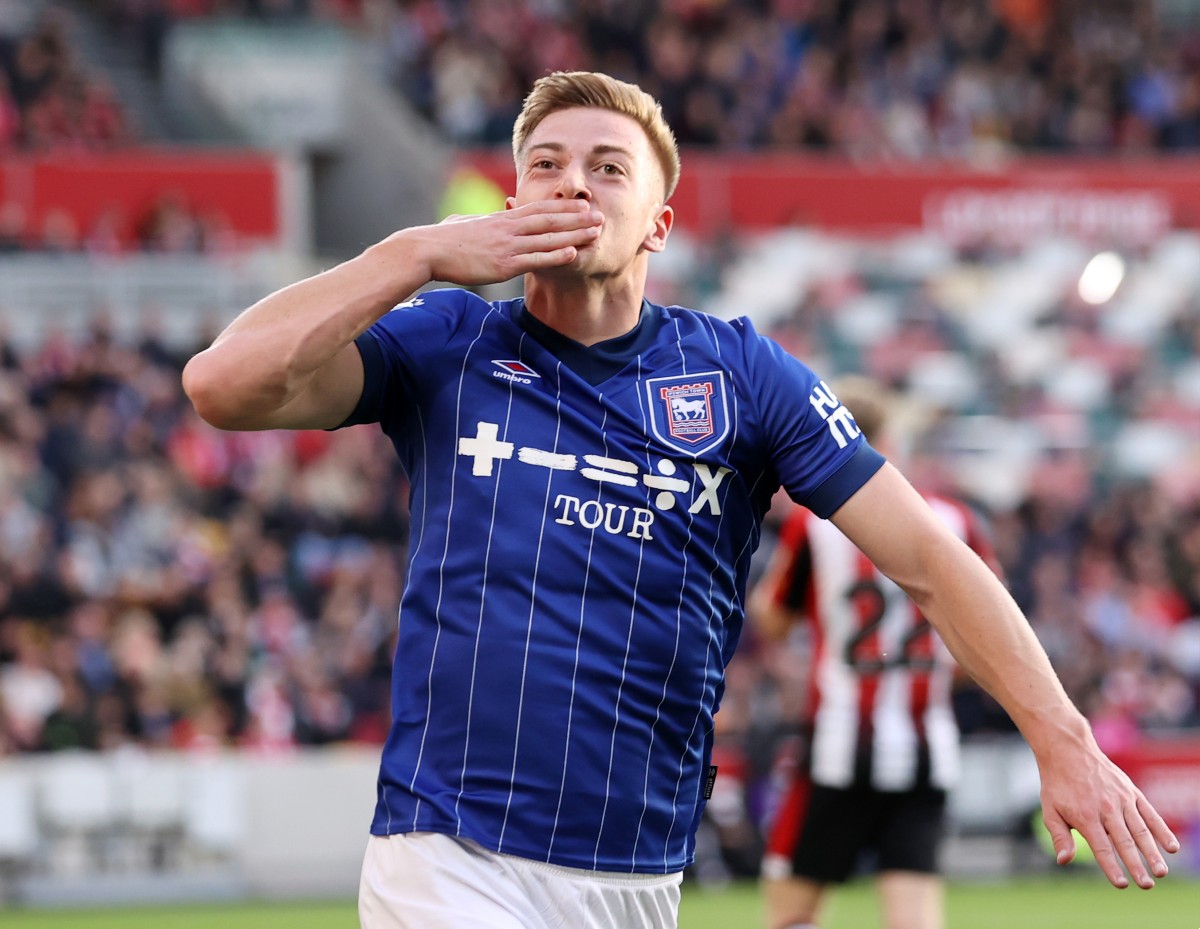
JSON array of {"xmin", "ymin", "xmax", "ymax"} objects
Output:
[
  {"xmin": 748, "ymin": 507, "xmax": 811, "ymax": 644},
  {"xmin": 182, "ymin": 200, "xmax": 601, "ymax": 431},
  {"xmin": 829, "ymin": 463, "xmax": 1180, "ymax": 891}
]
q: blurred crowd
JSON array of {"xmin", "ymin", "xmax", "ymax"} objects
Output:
[
  {"xmin": 739, "ymin": 457, "xmax": 1200, "ymax": 744},
  {"xmin": 372, "ymin": 0, "xmax": 1200, "ymax": 157},
  {"xmin": 732, "ymin": 231, "xmax": 1200, "ymax": 749},
  {"xmin": 1, "ymin": 289, "xmax": 1198, "ymax": 762},
  {"xmin": 0, "ymin": 314, "xmax": 405, "ymax": 756},
  {"xmin": 0, "ymin": 190, "xmax": 237, "ymax": 255},
  {"xmin": 70, "ymin": 0, "xmax": 1200, "ymax": 158},
  {"xmin": 0, "ymin": 7, "xmax": 127, "ymax": 151}
]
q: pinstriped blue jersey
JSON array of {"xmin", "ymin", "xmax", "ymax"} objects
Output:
[{"xmin": 344, "ymin": 288, "xmax": 884, "ymax": 873}]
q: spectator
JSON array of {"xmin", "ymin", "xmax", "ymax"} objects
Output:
[
  {"xmin": 1, "ymin": 7, "xmax": 128, "ymax": 151},
  {"xmin": 0, "ymin": 620, "xmax": 64, "ymax": 750},
  {"xmin": 83, "ymin": 0, "xmax": 1200, "ymax": 159},
  {"xmin": 350, "ymin": 0, "xmax": 1200, "ymax": 158},
  {"xmin": 0, "ymin": 72, "xmax": 19, "ymax": 149},
  {"xmin": 137, "ymin": 190, "xmax": 203, "ymax": 253},
  {"xmin": 0, "ymin": 316, "xmax": 407, "ymax": 760}
]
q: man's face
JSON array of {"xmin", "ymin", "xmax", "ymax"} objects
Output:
[{"xmin": 510, "ymin": 107, "xmax": 672, "ymax": 277}]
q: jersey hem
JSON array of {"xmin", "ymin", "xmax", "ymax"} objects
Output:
[{"xmin": 367, "ymin": 822, "xmax": 692, "ymax": 876}]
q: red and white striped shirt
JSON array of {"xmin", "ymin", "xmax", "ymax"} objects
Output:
[{"xmin": 770, "ymin": 495, "xmax": 999, "ymax": 791}]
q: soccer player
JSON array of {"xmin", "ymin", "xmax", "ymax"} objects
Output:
[
  {"xmin": 182, "ymin": 71, "xmax": 1178, "ymax": 929},
  {"xmin": 751, "ymin": 378, "xmax": 998, "ymax": 929}
]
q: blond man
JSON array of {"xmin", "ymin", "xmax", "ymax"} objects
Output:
[{"xmin": 184, "ymin": 72, "xmax": 1177, "ymax": 929}]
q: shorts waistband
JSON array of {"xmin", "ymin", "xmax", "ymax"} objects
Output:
[{"xmin": 477, "ymin": 841, "xmax": 682, "ymax": 886}]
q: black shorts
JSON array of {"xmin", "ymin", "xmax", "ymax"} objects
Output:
[{"xmin": 779, "ymin": 780, "xmax": 947, "ymax": 884}]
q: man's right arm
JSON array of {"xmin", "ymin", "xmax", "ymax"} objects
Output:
[{"xmin": 182, "ymin": 200, "xmax": 603, "ymax": 431}]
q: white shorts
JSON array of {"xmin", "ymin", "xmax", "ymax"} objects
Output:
[{"xmin": 358, "ymin": 832, "xmax": 683, "ymax": 929}]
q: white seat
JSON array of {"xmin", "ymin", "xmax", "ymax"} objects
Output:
[
  {"xmin": 0, "ymin": 765, "xmax": 39, "ymax": 862},
  {"xmin": 183, "ymin": 757, "xmax": 247, "ymax": 859},
  {"xmin": 37, "ymin": 752, "xmax": 117, "ymax": 875},
  {"xmin": 38, "ymin": 752, "xmax": 116, "ymax": 833},
  {"xmin": 113, "ymin": 751, "xmax": 185, "ymax": 832},
  {"xmin": 112, "ymin": 750, "xmax": 186, "ymax": 870}
]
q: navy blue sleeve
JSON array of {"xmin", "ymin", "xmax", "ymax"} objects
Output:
[
  {"xmin": 735, "ymin": 318, "xmax": 886, "ymax": 518},
  {"xmin": 805, "ymin": 442, "xmax": 886, "ymax": 518},
  {"xmin": 336, "ymin": 331, "xmax": 386, "ymax": 429},
  {"xmin": 331, "ymin": 288, "xmax": 468, "ymax": 430}
]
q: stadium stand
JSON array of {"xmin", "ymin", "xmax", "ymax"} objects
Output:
[
  {"xmin": 0, "ymin": 317, "xmax": 403, "ymax": 757},
  {"xmin": 0, "ymin": 232, "xmax": 1197, "ymax": 760},
  {"xmin": 62, "ymin": 1, "xmax": 1200, "ymax": 155},
  {"xmin": 1, "ymin": 0, "xmax": 1199, "ymax": 899},
  {"xmin": 361, "ymin": 0, "xmax": 1200, "ymax": 155},
  {"xmin": 0, "ymin": 6, "xmax": 128, "ymax": 151}
]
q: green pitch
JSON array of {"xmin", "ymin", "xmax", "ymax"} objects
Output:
[
  {"xmin": 2, "ymin": 876, "xmax": 1197, "ymax": 928},
  {"xmin": 682, "ymin": 876, "xmax": 1200, "ymax": 928}
]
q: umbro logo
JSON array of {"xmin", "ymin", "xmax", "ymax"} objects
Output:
[
  {"xmin": 492, "ymin": 360, "xmax": 540, "ymax": 385},
  {"xmin": 493, "ymin": 360, "xmax": 539, "ymax": 377}
]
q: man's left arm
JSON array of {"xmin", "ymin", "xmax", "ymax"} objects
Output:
[
  {"xmin": 748, "ymin": 510, "xmax": 809, "ymax": 644},
  {"xmin": 829, "ymin": 463, "xmax": 1180, "ymax": 890}
]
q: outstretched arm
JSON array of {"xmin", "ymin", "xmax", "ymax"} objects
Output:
[
  {"xmin": 182, "ymin": 200, "xmax": 603, "ymax": 431},
  {"xmin": 747, "ymin": 515, "xmax": 806, "ymax": 644},
  {"xmin": 830, "ymin": 463, "xmax": 1180, "ymax": 889}
]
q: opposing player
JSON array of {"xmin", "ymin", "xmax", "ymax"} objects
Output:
[
  {"xmin": 182, "ymin": 71, "xmax": 1178, "ymax": 929},
  {"xmin": 751, "ymin": 378, "xmax": 997, "ymax": 929}
]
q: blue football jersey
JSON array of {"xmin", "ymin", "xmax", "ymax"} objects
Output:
[{"xmin": 343, "ymin": 288, "xmax": 883, "ymax": 873}]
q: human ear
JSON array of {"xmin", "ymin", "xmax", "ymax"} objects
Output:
[{"xmin": 643, "ymin": 204, "xmax": 673, "ymax": 253}]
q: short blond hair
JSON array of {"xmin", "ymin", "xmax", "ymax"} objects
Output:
[
  {"xmin": 512, "ymin": 71, "xmax": 681, "ymax": 201},
  {"xmin": 830, "ymin": 376, "xmax": 893, "ymax": 444}
]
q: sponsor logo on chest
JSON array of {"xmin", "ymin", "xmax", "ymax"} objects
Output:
[{"xmin": 456, "ymin": 421, "xmax": 732, "ymax": 542}]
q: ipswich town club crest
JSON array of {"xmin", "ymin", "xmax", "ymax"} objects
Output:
[{"xmin": 645, "ymin": 371, "xmax": 730, "ymax": 455}]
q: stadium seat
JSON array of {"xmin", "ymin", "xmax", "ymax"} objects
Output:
[
  {"xmin": 37, "ymin": 752, "xmax": 118, "ymax": 876},
  {"xmin": 0, "ymin": 766, "xmax": 40, "ymax": 903},
  {"xmin": 182, "ymin": 758, "xmax": 248, "ymax": 863},
  {"xmin": 112, "ymin": 751, "xmax": 186, "ymax": 871}
]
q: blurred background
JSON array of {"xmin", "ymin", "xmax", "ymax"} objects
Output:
[{"xmin": 1, "ymin": 0, "xmax": 1200, "ymax": 915}]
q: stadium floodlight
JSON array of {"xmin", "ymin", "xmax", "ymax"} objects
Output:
[{"xmin": 1077, "ymin": 251, "xmax": 1125, "ymax": 305}]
